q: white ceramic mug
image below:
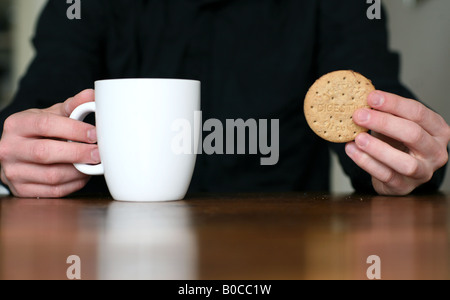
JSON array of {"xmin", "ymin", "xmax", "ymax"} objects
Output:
[{"xmin": 70, "ymin": 79, "xmax": 201, "ymax": 202}]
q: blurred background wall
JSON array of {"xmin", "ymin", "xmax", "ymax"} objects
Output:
[
  {"xmin": 0, "ymin": 0, "xmax": 45, "ymax": 108},
  {"xmin": 0, "ymin": 0, "xmax": 449, "ymax": 193}
]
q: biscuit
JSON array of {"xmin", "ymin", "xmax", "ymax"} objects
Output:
[{"xmin": 304, "ymin": 70, "xmax": 375, "ymax": 143}]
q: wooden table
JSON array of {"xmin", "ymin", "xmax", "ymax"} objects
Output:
[{"xmin": 0, "ymin": 192, "xmax": 449, "ymax": 280}]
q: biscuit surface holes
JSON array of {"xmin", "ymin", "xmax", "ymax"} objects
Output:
[{"xmin": 303, "ymin": 70, "xmax": 375, "ymax": 143}]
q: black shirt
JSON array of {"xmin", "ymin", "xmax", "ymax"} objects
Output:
[{"xmin": 0, "ymin": 0, "xmax": 446, "ymax": 195}]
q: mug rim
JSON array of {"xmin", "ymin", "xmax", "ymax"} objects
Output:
[{"xmin": 95, "ymin": 78, "xmax": 201, "ymax": 84}]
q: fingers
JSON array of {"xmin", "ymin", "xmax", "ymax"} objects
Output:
[
  {"xmin": 349, "ymin": 90, "xmax": 449, "ymax": 196},
  {"xmin": 346, "ymin": 142, "xmax": 398, "ymax": 184},
  {"xmin": 9, "ymin": 179, "xmax": 91, "ymax": 199},
  {"xmin": 366, "ymin": 91, "xmax": 449, "ymax": 138},
  {"xmin": 0, "ymin": 89, "xmax": 97, "ymax": 198},
  {"xmin": 0, "ymin": 137, "xmax": 100, "ymax": 165},
  {"xmin": 354, "ymin": 133, "xmax": 429, "ymax": 180},
  {"xmin": 346, "ymin": 133, "xmax": 436, "ymax": 196},
  {"xmin": 22, "ymin": 139, "xmax": 101, "ymax": 165},
  {"xmin": 353, "ymin": 107, "xmax": 440, "ymax": 158},
  {"xmin": 3, "ymin": 110, "xmax": 97, "ymax": 143},
  {"xmin": 2, "ymin": 163, "xmax": 88, "ymax": 185},
  {"xmin": 345, "ymin": 142, "xmax": 413, "ymax": 195},
  {"xmin": 1, "ymin": 165, "xmax": 91, "ymax": 198}
]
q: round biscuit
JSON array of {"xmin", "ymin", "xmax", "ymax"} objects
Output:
[{"xmin": 304, "ymin": 70, "xmax": 375, "ymax": 143}]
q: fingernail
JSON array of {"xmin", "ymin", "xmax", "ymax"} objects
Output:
[
  {"xmin": 356, "ymin": 109, "xmax": 371, "ymax": 123},
  {"xmin": 370, "ymin": 92, "xmax": 385, "ymax": 108},
  {"xmin": 345, "ymin": 143, "xmax": 357, "ymax": 156},
  {"xmin": 355, "ymin": 134, "xmax": 369, "ymax": 148},
  {"xmin": 91, "ymin": 149, "xmax": 100, "ymax": 163},
  {"xmin": 87, "ymin": 129, "xmax": 97, "ymax": 143}
]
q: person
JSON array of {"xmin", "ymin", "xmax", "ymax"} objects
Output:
[{"xmin": 0, "ymin": 0, "xmax": 448, "ymax": 198}]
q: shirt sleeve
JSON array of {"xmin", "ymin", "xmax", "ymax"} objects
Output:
[
  {"xmin": 0, "ymin": 0, "xmax": 108, "ymax": 133},
  {"xmin": 316, "ymin": 0, "xmax": 447, "ymax": 193}
]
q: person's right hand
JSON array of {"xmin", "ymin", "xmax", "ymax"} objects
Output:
[{"xmin": 0, "ymin": 89, "xmax": 100, "ymax": 198}]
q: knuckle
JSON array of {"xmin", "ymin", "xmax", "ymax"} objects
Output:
[
  {"xmin": 387, "ymin": 178, "xmax": 412, "ymax": 196},
  {"xmin": 31, "ymin": 141, "xmax": 50, "ymax": 163},
  {"xmin": 403, "ymin": 159, "xmax": 419, "ymax": 178},
  {"xmin": 73, "ymin": 144, "xmax": 87, "ymax": 163},
  {"xmin": 1, "ymin": 167, "xmax": 11, "ymax": 184},
  {"xmin": 0, "ymin": 169, "xmax": 6, "ymax": 183},
  {"xmin": 0, "ymin": 141, "xmax": 9, "ymax": 161},
  {"xmin": 375, "ymin": 112, "xmax": 388, "ymax": 129},
  {"xmin": 13, "ymin": 185, "xmax": 31, "ymax": 198},
  {"xmin": 70, "ymin": 123, "xmax": 84, "ymax": 142},
  {"xmin": 35, "ymin": 113, "xmax": 52, "ymax": 136},
  {"xmin": 75, "ymin": 179, "xmax": 88, "ymax": 192},
  {"xmin": 50, "ymin": 185, "xmax": 65, "ymax": 198},
  {"xmin": 407, "ymin": 125, "xmax": 425, "ymax": 145},
  {"xmin": 424, "ymin": 170, "xmax": 433, "ymax": 184},
  {"xmin": 375, "ymin": 113, "xmax": 392, "ymax": 133},
  {"xmin": 411, "ymin": 103, "xmax": 427, "ymax": 124},
  {"xmin": 381, "ymin": 169, "xmax": 396, "ymax": 184},
  {"xmin": 2, "ymin": 166, "xmax": 18, "ymax": 183},
  {"xmin": 44, "ymin": 169, "xmax": 61, "ymax": 185},
  {"xmin": 2, "ymin": 115, "xmax": 17, "ymax": 134},
  {"xmin": 446, "ymin": 125, "xmax": 450, "ymax": 142},
  {"xmin": 358, "ymin": 152, "xmax": 372, "ymax": 170},
  {"xmin": 436, "ymin": 148, "xmax": 449, "ymax": 168}
]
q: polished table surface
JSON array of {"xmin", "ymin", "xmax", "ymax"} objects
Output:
[{"xmin": 0, "ymin": 192, "xmax": 449, "ymax": 280}]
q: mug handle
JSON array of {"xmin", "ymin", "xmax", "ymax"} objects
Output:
[{"xmin": 69, "ymin": 102, "xmax": 104, "ymax": 176}]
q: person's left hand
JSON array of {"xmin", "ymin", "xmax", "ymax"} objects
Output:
[{"xmin": 345, "ymin": 90, "xmax": 450, "ymax": 196}]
